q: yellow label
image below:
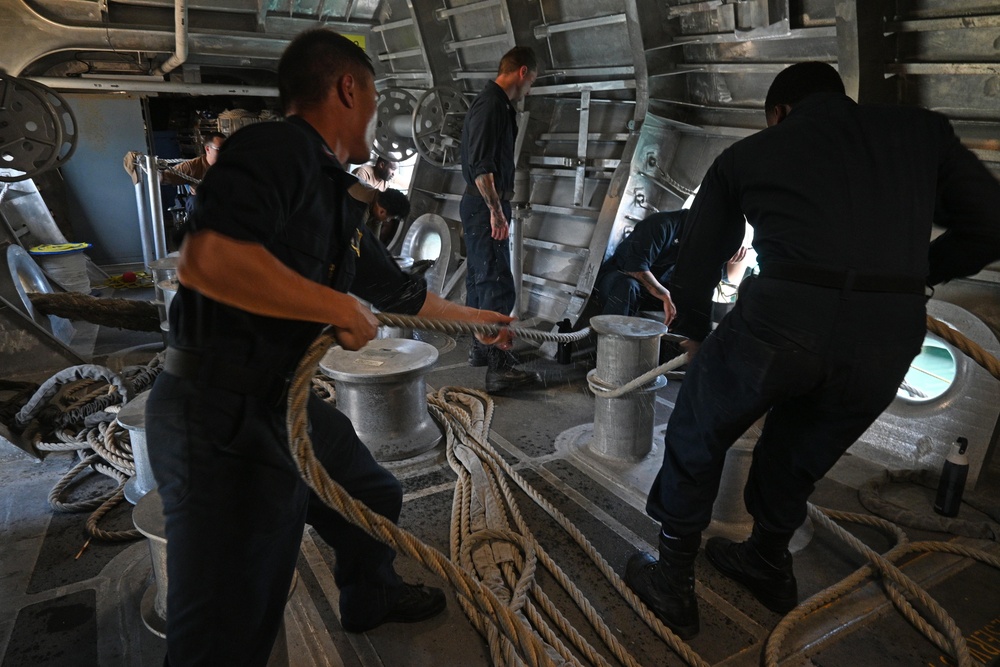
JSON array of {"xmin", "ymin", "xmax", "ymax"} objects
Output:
[{"xmin": 342, "ymin": 34, "xmax": 366, "ymax": 51}]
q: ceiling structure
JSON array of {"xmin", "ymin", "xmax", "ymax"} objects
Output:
[{"xmin": 2, "ymin": 0, "xmax": 1000, "ymax": 327}]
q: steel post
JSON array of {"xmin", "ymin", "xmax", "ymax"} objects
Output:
[
  {"xmin": 119, "ymin": 392, "xmax": 155, "ymax": 504},
  {"xmin": 319, "ymin": 338, "xmax": 442, "ymax": 461},
  {"xmin": 588, "ymin": 315, "xmax": 667, "ymax": 461},
  {"xmin": 132, "ymin": 489, "xmax": 295, "ymax": 663},
  {"xmin": 141, "ymin": 154, "xmax": 169, "ymax": 264}
]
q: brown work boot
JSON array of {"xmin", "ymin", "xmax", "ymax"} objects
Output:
[
  {"xmin": 705, "ymin": 536, "xmax": 797, "ymax": 613},
  {"xmin": 625, "ymin": 537, "xmax": 699, "ymax": 639}
]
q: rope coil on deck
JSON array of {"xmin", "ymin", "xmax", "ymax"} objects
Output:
[
  {"xmin": 289, "ymin": 328, "xmax": 710, "ymax": 667},
  {"xmin": 287, "ymin": 312, "xmax": 1000, "ymax": 667},
  {"xmin": 20, "ymin": 355, "xmax": 164, "ymax": 544}
]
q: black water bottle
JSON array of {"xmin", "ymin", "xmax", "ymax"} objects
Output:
[
  {"xmin": 556, "ymin": 318, "xmax": 573, "ymax": 365},
  {"xmin": 933, "ymin": 437, "xmax": 969, "ymax": 518}
]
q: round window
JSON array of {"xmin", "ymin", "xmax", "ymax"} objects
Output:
[{"xmin": 897, "ymin": 336, "xmax": 957, "ymax": 403}]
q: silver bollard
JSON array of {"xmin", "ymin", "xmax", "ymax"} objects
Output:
[
  {"xmin": 708, "ymin": 421, "xmax": 761, "ymax": 541},
  {"xmin": 133, "ymin": 489, "xmax": 168, "ymax": 639},
  {"xmin": 132, "ymin": 489, "xmax": 295, "ymax": 665},
  {"xmin": 319, "ymin": 339, "xmax": 442, "ymax": 461},
  {"xmin": 119, "ymin": 392, "xmax": 155, "ymax": 504},
  {"xmin": 588, "ymin": 315, "xmax": 668, "ymax": 462}
]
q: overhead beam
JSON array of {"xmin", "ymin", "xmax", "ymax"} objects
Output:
[{"xmin": 835, "ymin": 0, "xmax": 893, "ymax": 104}]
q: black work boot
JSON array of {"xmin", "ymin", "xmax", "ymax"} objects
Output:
[
  {"xmin": 484, "ymin": 347, "xmax": 540, "ymax": 393},
  {"xmin": 468, "ymin": 341, "xmax": 489, "ymax": 367},
  {"xmin": 705, "ymin": 525, "xmax": 797, "ymax": 614},
  {"xmin": 625, "ymin": 534, "xmax": 700, "ymax": 639},
  {"xmin": 341, "ymin": 582, "xmax": 446, "ymax": 633}
]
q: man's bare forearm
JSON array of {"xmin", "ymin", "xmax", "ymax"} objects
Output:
[
  {"xmin": 474, "ymin": 173, "xmax": 504, "ymax": 217},
  {"xmin": 627, "ymin": 270, "xmax": 670, "ymax": 301}
]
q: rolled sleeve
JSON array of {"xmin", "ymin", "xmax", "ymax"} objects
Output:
[
  {"xmin": 464, "ymin": 99, "xmax": 503, "ymax": 180},
  {"xmin": 928, "ymin": 115, "xmax": 1000, "ymax": 284}
]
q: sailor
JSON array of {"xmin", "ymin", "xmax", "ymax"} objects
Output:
[
  {"xmin": 592, "ymin": 209, "xmax": 688, "ymax": 324},
  {"xmin": 625, "ymin": 61, "xmax": 1000, "ymax": 639},
  {"xmin": 161, "ymin": 131, "xmax": 227, "ymax": 215},
  {"xmin": 352, "ymin": 155, "xmax": 398, "ymax": 191},
  {"xmin": 460, "ymin": 46, "xmax": 540, "ymax": 393},
  {"xmin": 145, "ymin": 29, "xmax": 515, "ymax": 666}
]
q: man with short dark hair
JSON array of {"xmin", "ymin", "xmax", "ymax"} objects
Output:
[
  {"xmin": 161, "ymin": 131, "xmax": 227, "ymax": 214},
  {"xmin": 146, "ymin": 29, "xmax": 515, "ymax": 665},
  {"xmin": 162, "ymin": 132, "xmax": 227, "ymax": 193},
  {"xmin": 625, "ymin": 61, "xmax": 1000, "ymax": 639},
  {"xmin": 348, "ymin": 182, "xmax": 410, "ymax": 245},
  {"xmin": 592, "ymin": 209, "xmax": 687, "ymax": 324},
  {"xmin": 352, "ymin": 155, "xmax": 398, "ymax": 191},
  {"xmin": 460, "ymin": 46, "xmax": 540, "ymax": 392}
]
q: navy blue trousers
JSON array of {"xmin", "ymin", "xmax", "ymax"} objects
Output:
[
  {"xmin": 146, "ymin": 372, "xmax": 403, "ymax": 667},
  {"xmin": 460, "ymin": 194, "xmax": 515, "ymax": 315},
  {"xmin": 647, "ymin": 276, "xmax": 926, "ymax": 537},
  {"xmin": 594, "ymin": 269, "xmax": 664, "ymax": 317}
]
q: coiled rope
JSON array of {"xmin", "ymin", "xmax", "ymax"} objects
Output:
[
  {"xmin": 25, "ymin": 355, "xmax": 164, "ymax": 545},
  {"xmin": 288, "ymin": 328, "xmax": 709, "ymax": 666},
  {"xmin": 431, "ymin": 386, "xmax": 709, "ymax": 667},
  {"xmin": 286, "ymin": 311, "xmax": 1000, "ymax": 667}
]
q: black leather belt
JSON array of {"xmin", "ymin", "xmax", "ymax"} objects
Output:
[
  {"xmin": 164, "ymin": 347, "xmax": 290, "ymax": 406},
  {"xmin": 759, "ymin": 262, "xmax": 927, "ymax": 295}
]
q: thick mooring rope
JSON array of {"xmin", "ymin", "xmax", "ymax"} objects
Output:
[
  {"xmin": 926, "ymin": 314, "xmax": 1000, "ymax": 381},
  {"xmin": 374, "ymin": 313, "xmax": 591, "ymax": 344},
  {"xmin": 431, "ymin": 386, "xmax": 710, "ymax": 667},
  {"xmin": 765, "ymin": 505, "xmax": 1000, "ymax": 667},
  {"xmin": 288, "ymin": 329, "xmax": 558, "ymax": 667},
  {"xmin": 285, "ymin": 311, "xmax": 1000, "ymax": 667},
  {"xmin": 288, "ymin": 329, "xmax": 710, "ymax": 666},
  {"xmin": 21, "ymin": 356, "xmax": 163, "ymax": 544}
]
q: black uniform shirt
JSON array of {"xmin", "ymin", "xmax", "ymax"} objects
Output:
[
  {"xmin": 670, "ymin": 92, "xmax": 1000, "ymax": 341},
  {"xmin": 461, "ymin": 81, "xmax": 517, "ymax": 196},
  {"xmin": 602, "ymin": 209, "xmax": 688, "ymax": 284},
  {"xmin": 168, "ymin": 116, "xmax": 427, "ymax": 377}
]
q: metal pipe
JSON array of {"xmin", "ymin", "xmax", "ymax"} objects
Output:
[
  {"xmin": 141, "ymin": 154, "xmax": 168, "ymax": 264},
  {"xmin": 30, "ymin": 77, "xmax": 278, "ymax": 96},
  {"xmin": 588, "ymin": 315, "xmax": 667, "ymax": 462},
  {"xmin": 511, "ymin": 167, "xmax": 531, "ymax": 317},
  {"xmin": 119, "ymin": 392, "xmax": 155, "ymax": 504},
  {"xmin": 133, "ymin": 170, "xmax": 157, "ymax": 271},
  {"xmin": 151, "ymin": 0, "xmax": 188, "ymax": 76}
]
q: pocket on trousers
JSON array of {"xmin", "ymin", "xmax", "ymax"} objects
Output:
[
  {"xmin": 720, "ymin": 313, "xmax": 814, "ymax": 397},
  {"xmin": 145, "ymin": 377, "xmax": 195, "ymax": 503},
  {"xmin": 190, "ymin": 390, "xmax": 248, "ymax": 456}
]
